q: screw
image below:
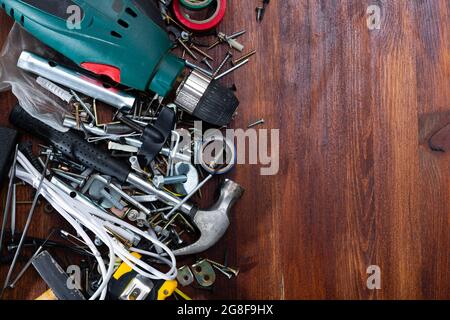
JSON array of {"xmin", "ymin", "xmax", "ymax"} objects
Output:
[
  {"xmin": 208, "ymin": 30, "xmax": 246, "ymax": 51},
  {"xmin": 207, "ymin": 40, "xmax": 221, "ymax": 50},
  {"xmin": 248, "ymin": 119, "xmax": 265, "ymax": 128},
  {"xmin": 212, "ymin": 264, "xmax": 233, "ymax": 279},
  {"xmin": 201, "ymin": 57, "xmax": 214, "ymax": 71},
  {"xmin": 206, "ymin": 259, "xmax": 239, "ymax": 277},
  {"xmin": 218, "ymin": 32, "xmax": 244, "ymax": 52},
  {"xmin": 256, "ymin": 0, "xmax": 270, "ymax": 22},
  {"xmin": 178, "ymin": 39, "xmax": 197, "ymax": 60},
  {"xmin": 190, "ymin": 45, "xmax": 214, "ymax": 61},
  {"xmin": 170, "ymin": 229, "xmax": 184, "ymax": 246},
  {"xmin": 232, "ymin": 49, "xmax": 257, "ymax": 66},
  {"xmin": 213, "ymin": 51, "xmax": 233, "ymax": 77},
  {"xmin": 153, "ymin": 175, "xmax": 188, "ymax": 189},
  {"xmin": 256, "ymin": 7, "xmax": 264, "ymax": 22},
  {"xmin": 227, "ymin": 30, "xmax": 246, "ymax": 39}
]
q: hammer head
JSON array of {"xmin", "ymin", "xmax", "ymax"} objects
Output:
[{"xmin": 173, "ymin": 179, "xmax": 244, "ymax": 256}]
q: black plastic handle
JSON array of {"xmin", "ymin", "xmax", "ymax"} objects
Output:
[{"xmin": 10, "ymin": 105, "xmax": 130, "ymax": 183}]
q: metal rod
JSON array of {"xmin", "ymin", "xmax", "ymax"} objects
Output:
[
  {"xmin": 8, "ymin": 247, "xmax": 43, "ymax": 289},
  {"xmin": 1, "ymin": 155, "xmax": 50, "ymax": 296},
  {"xmin": 185, "ymin": 60, "xmax": 213, "ymax": 78},
  {"xmin": 9, "ymin": 229, "xmax": 57, "ymax": 288},
  {"xmin": 17, "ymin": 51, "xmax": 135, "ymax": 112},
  {"xmin": 163, "ymin": 173, "xmax": 214, "ymax": 220},
  {"xmin": 214, "ymin": 59, "xmax": 250, "ymax": 80},
  {"xmin": 10, "ymin": 184, "xmax": 16, "ymax": 242},
  {"xmin": 0, "ymin": 145, "xmax": 19, "ymax": 255},
  {"xmin": 52, "ymin": 169, "xmax": 85, "ymax": 186}
]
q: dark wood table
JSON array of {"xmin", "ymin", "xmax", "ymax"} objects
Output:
[{"xmin": 0, "ymin": 1, "xmax": 448, "ymax": 300}]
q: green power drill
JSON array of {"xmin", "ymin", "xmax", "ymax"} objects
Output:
[{"xmin": 2, "ymin": 0, "xmax": 238, "ymax": 126}]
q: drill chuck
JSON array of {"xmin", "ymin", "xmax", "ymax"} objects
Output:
[
  {"xmin": 175, "ymin": 70, "xmax": 211, "ymax": 114},
  {"xmin": 175, "ymin": 70, "xmax": 239, "ymax": 126}
]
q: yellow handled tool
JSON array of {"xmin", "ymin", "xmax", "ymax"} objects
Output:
[{"xmin": 109, "ymin": 253, "xmax": 177, "ymax": 300}]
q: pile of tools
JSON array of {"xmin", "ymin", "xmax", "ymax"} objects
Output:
[{"xmin": 0, "ymin": 0, "xmax": 258, "ymax": 300}]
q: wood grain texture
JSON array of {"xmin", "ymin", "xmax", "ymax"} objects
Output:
[
  {"xmin": 430, "ymin": 124, "xmax": 450, "ymax": 151},
  {"xmin": 0, "ymin": 0, "xmax": 449, "ymax": 300}
]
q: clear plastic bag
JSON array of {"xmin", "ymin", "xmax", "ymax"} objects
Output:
[{"xmin": 0, "ymin": 23, "xmax": 70, "ymax": 131}]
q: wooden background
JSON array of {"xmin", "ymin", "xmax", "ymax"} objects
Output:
[{"xmin": 0, "ymin": 0, "xmax": 449, "ymax": 300}]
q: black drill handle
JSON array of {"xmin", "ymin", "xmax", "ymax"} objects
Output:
[{"xmin": 10, "ymin": 105, "xmax": 131, "ymax": 183}]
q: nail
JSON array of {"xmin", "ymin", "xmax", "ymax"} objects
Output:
[
  {"xmin": 248, "ymin": 119, "xmax": 265, "ymax": 128},
  {"xmin": 214, "ymin": 59, "xmax": 249, "ymax": 80}
]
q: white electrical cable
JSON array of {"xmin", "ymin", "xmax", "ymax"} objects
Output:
[
  {"xmin": 86, "ymin": 206, "xmax": 177, "ymax": 279},
  {"xmin": 60, "ymin": 190, "xmax": 177, "ymax": 280},
  {"xmin": 14, "ymin": 151, "xmax": 177, "ymax": 300},
  {"xmin": 15, "ymin": 152, "xmax": 113, "ymax": 300},
  {"xmin": 44, "ymin": 196, "xmax": 113, "ymax": 300},
  {"xmin": 47, "ymin": 190, "xmax": 115, "ymax": 300}
]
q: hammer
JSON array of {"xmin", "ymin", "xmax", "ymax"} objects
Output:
[
  {"xmin": 10, "ymin": 105, "xmax": 243, "ymax": 254},
  {"xmin": 173, "ymin": 179, "xmax": 244, "ymax": 256}
]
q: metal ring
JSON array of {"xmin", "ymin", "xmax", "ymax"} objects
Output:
[
  {"xmin": 44, "ymin": 202, "xmax": 54, "ymax": 214},
  {"xmin": 197, "ymin": 133, "xmax": 236, "ymax": 175},
  {"xmin": 173, "ymin": 0, "xmax": 227, "ymax": 31}
]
